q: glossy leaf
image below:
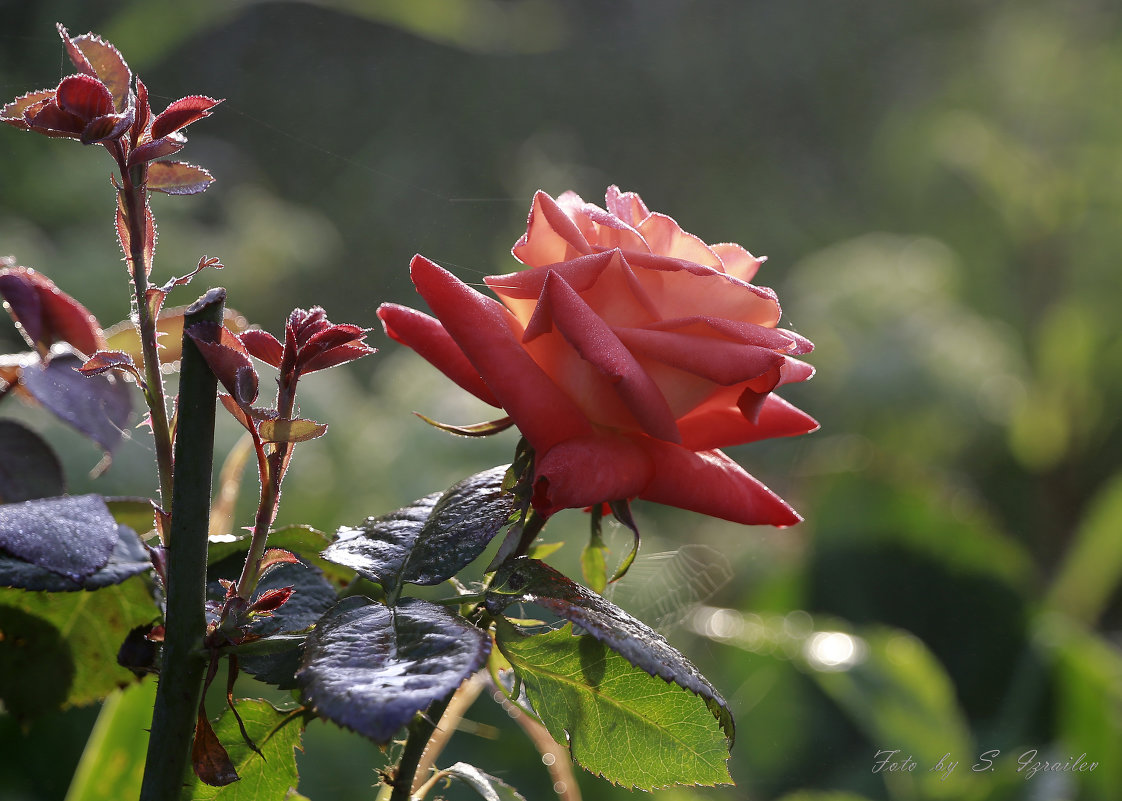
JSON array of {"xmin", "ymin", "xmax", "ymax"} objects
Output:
[
  {"xmin": 147, "ymin": 160, "xmax": 215, "ymax": 195},
  {"xmin": 297, "ymin": 596, "xmax": 490, "ymax": 743},
  {"xmin": 0, "ymin": 521, "xmax": 149, "ymax": 591},
  {"xmin": 322, "ymin": 465, "xmax": 513, "ymax": 595},
  {"xmin": 0, "ymin": 574, "xmax": 157, "ymax": 714},
  {"xmin": 21, "ymin": 352, "xmax": 132, "ymax": 453},
  {"xmin": 486, "ymin": 557, "xmax": 733, "ymax": 739},
  {"xmin": 441, "ymin": 762, "xmax": 527, "ymax": 801},
  {"xmin": 0, "ymin": 494, "xmax": 120, "ymax": 581},
  {"xmin": 182, "ymin": 700, "xmax": 304, "ymax": 801},
  {"xmin": 0, "ymin": 419, "xmax": 64, "ymax": 502},
  {"xmin": 496, "ymin": 621, "xmax": 732, "ymax": 789}
]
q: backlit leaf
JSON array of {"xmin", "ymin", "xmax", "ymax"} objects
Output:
[
  {"xmin": 441, "ymin": 762, "xmax": 527, "ymax": 801},
  {"xmin": 496, "ymin": 621, "xmax": 732, "ymax": 789},
  {"xmin": 20, "ymin": 352, "xmax": 132, "ymax": 454},
  {"xmin": 257, "ymin": 418, "xmax": 327, "ymax": 444},
  {"xmin": 297, "ymin": 596, "xmax": 489, "ymax": 743},
  {"xmin": 486, "ymin": 557, "xmax": 733, "ymax": 739},
  {"xmin": 148, "ymin": 160, "xmax": 214, "ymax": 195},
  {"xmin": 182, "ymin": 700, "xmax": 304, "ymax": 801},
  {"xmin": 0, "ymin": 522, "xmax": 149, "ymax": 591}
]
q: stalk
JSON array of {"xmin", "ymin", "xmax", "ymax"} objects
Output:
[
  {"xmin": 389, "ymin": 697, "xmax": 452, "ymax": 801},
  {"xmin": 139, "ymin": 289, "xmax": 225, "ymax": 801},
  {"xmin": 121, "ymin": 161, "xmax": 176, "ymax": 512}
]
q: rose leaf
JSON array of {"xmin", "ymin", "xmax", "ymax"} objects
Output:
[
  {"xmin": 485, "ymin": 557, "xmax": 733, "ymax": 741},
  {"xmin": 0, "ymin": 522, "xmax": 149, "ymax": 591},
  {"xmin": 296, "ymin": 596, "xmax": 490, "ymax": 744},
  {"xmin": 495, "ymin": 621, "xmax": 732, "ymax": 790},
  {"xmin": 441, "ymin": 762, "xmax": 528, "ymax": 801},
  {"xmin": 322, "ymin": 465, "xmax": 513, "ymax": 596},
  {"xmin": 0, "ymin": 493, "xmax": 121, "ymax": 581},
  {"xmin": 147, "ymin": 160, "xmax": 215, "ymax": 195}
]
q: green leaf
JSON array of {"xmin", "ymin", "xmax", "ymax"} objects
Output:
[
  {"xmin": 64, "ymin": 679, "xmax": 157, "ymax": 801},
  {"xmin": 485, "ymin": 557, "xmax": 732, "ymax": 739},
  {"xmin": 809, "ymin": 627, "xmax": 974, "ymax": 800},
  {"xmin": 297, "ymin": 596, "xmax": 490, "ymax": 743},
  {"xmin": 257, "ymin": 417, "xmax": 327, "ymax": 444},
  {"xmin": 106, "ymin": 496, "xmax": 156, "ymax": 537},
  {"xmin": 148, "ymin": 160, "xmax": 215, "ymax": 195},
  {"xmin": 495, "ymin": 621, "xmax": 732, "ymax": 790},
  {"xmin": 323, "ymin": 465, "xmax": 513, "ymax": 595},
  {"xmin": 0, "ymin": 573, "xmax": 158, "ymax": 718},
  {"xmin": 1046, "ymin": 471, "xmax": 1122, "ymax": 624},
  {"xmin": 181, "ymin": 700, "xmax": 304, "ymax": 801},
  {"xmin": 441, "ymin": 762, "xmax": 527, "ymax": 801},
  {"xmin": 0, "ymin": 419, "xmax": 64, "ymax": 502},
  {"xmin": 0, "ymin": 522, "xmax": 150, "ymax": 591}
]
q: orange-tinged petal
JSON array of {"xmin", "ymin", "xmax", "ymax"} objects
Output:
[
  {"xmin": 531, "ymin": 433, "xmax": 655, "ymax": 518},
  {"xmin": 678, "ymin": 394, "xmax": 819, "ymax": 451},
  {"xmin": 512, "ymin": 190, "xmax": 592, "ymax": 267}
]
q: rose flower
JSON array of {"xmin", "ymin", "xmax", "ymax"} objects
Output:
[{"xmin": 378, "ymin": 187, "xmax": 817, "ymax": 525}]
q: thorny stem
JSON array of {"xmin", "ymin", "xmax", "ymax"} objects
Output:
[
  {"xmin": 389, "ymin": 696, "xmax": 452, "ymax": 801},
  {"xmin": 139, "ymin": 289, "xmax": 224, "ymax": 801},
  {"xmin": 235, "ymin": 381, "xmax": 298, "ymax": 602},
  {"xmin": 119, "ymin": 156, "xmax": 175, "ymax": 516}
]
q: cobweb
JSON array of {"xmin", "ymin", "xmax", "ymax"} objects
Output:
[{"xmin": 604, "ymin": 544, "xmax": 734, "ymax": 634}]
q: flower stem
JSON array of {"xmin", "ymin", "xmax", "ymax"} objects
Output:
[
  {"xmin": 389, "ymin": 696, "xmax": 452, "ymax": 801},
  {"xmin": 139, "ymin": 289, "xmax": 225, "ymax": 801}
]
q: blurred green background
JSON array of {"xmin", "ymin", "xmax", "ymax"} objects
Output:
[{"xmin": 3, "ymin": 0, "xmax": 1122, "ymax": 799}]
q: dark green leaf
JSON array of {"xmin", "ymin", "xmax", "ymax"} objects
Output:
[
  {"xmin": 0, "ymin": 419, "xmax": 64, "ymax": 502},
  {"xmin": 486, "ymin": 557, "xmax": 733, "ymax": 739},
  {"xmin": 0, "ymin": 573, "xmax": 157, "ymax": 715},
  {"xmin": 20, "ymin": 353, "xmax": 132, "ymax": 454},
  {"xmin": 496, "ymin": 621, "xmax": 732, "ymax": 789},
  {"xmin": 0, "ymin": 522, "xmax": 149, "ymax": 591},
  {"xmin": 297, "ymin": 596, "xmax": 489, "ymax": 743},
  {"xmin": 181, "ymin": 700, "xmax": 304, "ymax": 801},
  {"xmin": 0, "ymin": 493, "xmax": 121, "ymax": 581},
  {"xmin": 323, "ymin": 465, "xmax": 513, "ymax": 595},
  {"xmin": 208, "ymin": 525, "xmax": 351, "ymax": 585},
  {"xmin": 441, "ymin": 762, "xmax": 527, "ymax": 801}
]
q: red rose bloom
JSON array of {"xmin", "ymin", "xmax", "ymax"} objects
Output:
[{"xmin": 378, "ymin": 187, "xmax": 817, "ymax": 525}]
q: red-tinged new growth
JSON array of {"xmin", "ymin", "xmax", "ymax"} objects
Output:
[{"xmin": 186, "ymin": 309, "xmax": 374, "ymax": 606}]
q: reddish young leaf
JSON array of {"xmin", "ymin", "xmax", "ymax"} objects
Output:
[
  {"xmin": 239, "ymin": 330, "xmax": 284, "ymax": 368},
  {"xmin": 130, "ymin": 77, "xmax": 150, "ymax": 149},
  {"xmin": 56, "ymin": 24, "xmax": 97, "ymax": 79},
  {"xmin": 248, "ymin": 585, "xmax": 295, "ymax": 614},
  {"xmin": 1, "ymin": 89, "xmax": 55, "ymax": 131},
  {"xmin": 218, "ymin": 394, "xmax": 257, "ymax": 436},
  {"xmin": 25, "ymin": 103, "xmax": 85, "ymax": 138},
  {"xmin": 259, "ymin": 547, "xmax": 303, "ymax": 578},
  {"xmin": 68, "ymin": 31, "xmax": 132, "ymax": 112},
  {"xmin": 0, "ymin": 267, "xmax": 105, "ymax": 356},
  {"xmin": 187, "ymin": 322, "xmax": 258, "ymax": 404},
  {"xmin": 150, "ymin": 95, "xmax": 221, "ymax": 140},
  {"xmin": 78, "ymin": 350, "xmax": 144, "ymax": 385},
  {"xmin": 127, "ymin": 132, "xmax": 185, "ymax": 167},
  {"xmin": 79, "ymin": 109, "xmax": 134, "ymax": 145},
  {"xmin": 55, "ymin": 74, "xmax": 113, "ymax": 120},
  {"xmin": 147, "ymin": 161, "xmax": 215, "ymax": 195},
  {"xmin": 299, "ymin": 342, "xmax": 376, "ymax": 374}
]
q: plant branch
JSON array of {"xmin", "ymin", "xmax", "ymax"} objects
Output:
[
  {"xmin": 139, "ymin": 288, "xmax": 225, "ymax": 801},
  {"xmin": 389, "ymin": 696, "xmax": 452, "ymax": 801}
]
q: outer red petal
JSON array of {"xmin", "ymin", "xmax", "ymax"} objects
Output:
[
  {"xmin": 531, "ymin": 434, "xmax": 655, "ymax": 517},
  {"xmin": 678, "ymin": 394, "xmax": 820, "ymax": 451},
  {"xmin": 408, "ymin": 254, "xmax": 592, "ymax": 454},
  {"xmin": 635, "ymin": 439, "xmax": 802, "ymax": 526},
  {"xmin": 377, "ymin": 303, "xmax": 500, "ymax": 407}
]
